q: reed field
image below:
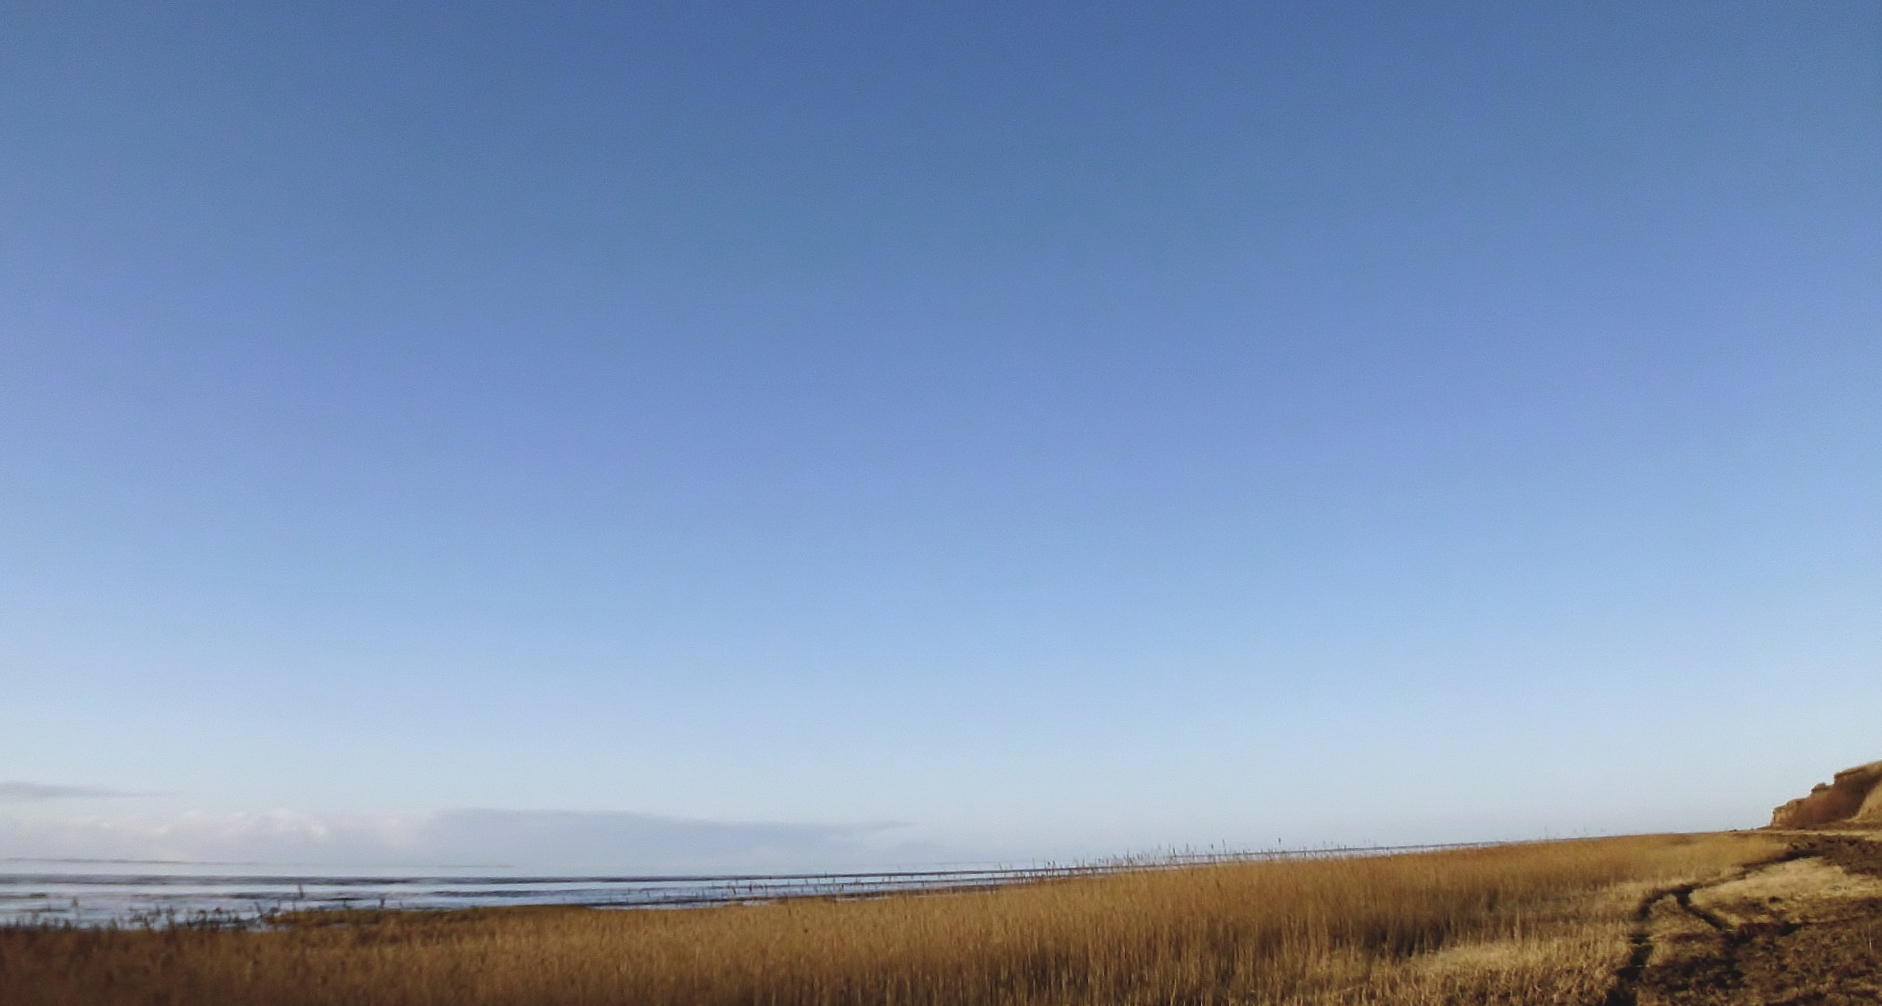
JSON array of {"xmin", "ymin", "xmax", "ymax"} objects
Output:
[{"xmin": 0, "ymin": 833, "xmax": 1775, "ymax": 1006}]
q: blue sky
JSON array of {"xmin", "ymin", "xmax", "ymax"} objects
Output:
[{"xmin": 3, "ymin": 2, "xmax": 1879, "ymax": 869}]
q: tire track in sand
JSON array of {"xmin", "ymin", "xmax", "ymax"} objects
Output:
[{"xmin": 1602, "ymin": 845, "xmax": 1812, "ymax": 1006}]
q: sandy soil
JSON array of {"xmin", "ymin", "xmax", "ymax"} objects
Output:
[{"xmin": 1614, "ymin": 832, "xmax": 1882, "ymax": 1005}]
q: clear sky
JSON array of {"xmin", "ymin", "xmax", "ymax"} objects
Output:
[{"xmin": 2, "ymin": 2, "xmax": 1879, "ymax": 870}]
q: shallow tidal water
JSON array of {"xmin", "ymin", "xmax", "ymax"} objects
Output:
[
  {"xmin": 1, "ymin": 843, "xmax": 1486, "ymax": 925},
  {"xmin": 0, "ymin": 860, "xmax": 1085, "ymax": 925}
]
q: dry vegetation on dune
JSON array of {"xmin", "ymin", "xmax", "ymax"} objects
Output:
[{"xmin": 0, "ymin": 833, "xmax": 1773, "ymax": 1006}]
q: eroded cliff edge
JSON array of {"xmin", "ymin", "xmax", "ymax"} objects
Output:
[{"xmin": 1770, "ymin": 760, "xmax": 1882, "ymax": 829}]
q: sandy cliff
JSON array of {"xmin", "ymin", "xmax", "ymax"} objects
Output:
[{"xmin": 1769, "ymin": 761, "xmax": 1882, "ymax": 829}]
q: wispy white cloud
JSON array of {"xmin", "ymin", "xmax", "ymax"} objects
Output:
[
  {"xmin": 0, "ymin": 807, "xmax": 944, "ymax": 872},
  {"xmin": 0, "ymin": 781, "xmax": 144, "ymax": 802}
]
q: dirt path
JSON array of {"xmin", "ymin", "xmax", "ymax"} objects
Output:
[{"xmin": 1606, "ymin": 834, "xmax": 1882, "ymax": 1005}]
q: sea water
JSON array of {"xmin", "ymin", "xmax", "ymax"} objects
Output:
[{"xmin": 0, "ymin": 859, "xmax": 1077, "ymax": 925}]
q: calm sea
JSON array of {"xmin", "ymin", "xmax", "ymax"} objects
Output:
[
  {"xmin": 1, "ymin": 844, "xmax": 1492, "ymax": 926},
  {"xmin": 0, "ymin": 860, "xmax": 1083, "ymax": 925}
]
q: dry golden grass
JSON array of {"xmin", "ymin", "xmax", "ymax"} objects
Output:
[{"xmin": 0, "ymin": 833, "xmax": 1774, "ymax": 1006}]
